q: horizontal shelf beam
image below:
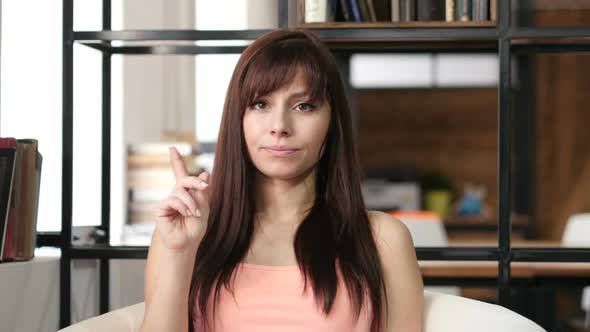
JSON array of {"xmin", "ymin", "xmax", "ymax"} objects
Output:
[
  {"xmin": 74, "ymin": 30, "xmax": 590, "ymax": 55},
  {"xmin": 71, "ymin": 246, "xmax": 148, "ymax": 259},
  {"xmin": 424, "ymin": 277, "xmax": 590, "ymax": 288},
  {"xmin": 79, "ymin": 43, "xmax": 248, "ymax": 55},
  {"xmin": 69, "ymin": 246, "xmax": 501, "ymax": 260},
  {"xmin": 37, "ymin": 232, "xmax": 62, "ymax": 247},
  {"xmin": 79, "ymin": 43, "xmax": 498, "ymax": 55},
  {"xmin": 74, "ymin": 28, "xmax": 500, "ymax": 43},
  {"xmin": 512, "ymin": 248, "xmax": 590, "ymax": 262},
  {"xmin": 110, "ymin": 45, "xmax": 247, "ymax": 55},
  {"xmin": 417, "ymin": 247, "xmax": 500, "ymax": 260},
  {"xmin": 511, "ymin": 27, "xmax": 590, "ymax": 39},
  {"xmin": 73, "ymin": 27, "xmax": 590, "ymax": 44},
  {"xmin": 303, "ymin": 27, "xmax": 500, "ymax": 41},
  {"xmin": 74, "ymin": 30, "xmax": 272, "ymax": 41},
  {"xmin": 67, "ymin": 246, "xmax": 590, "ymax": 261},
  {"xmin": 512, "ymin": 42, "xmax": 590, "ymax": 53}
]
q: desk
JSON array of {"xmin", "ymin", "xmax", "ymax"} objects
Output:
[
  {"xmin": 420, "ymin": 261, "xmax": 590, "ymax": 279},
  {"xmin": 0, "ymin": 257, "xmax": 59, "ymax": 332},
  {"xmin": 419, "ymin": 241, "xmax": 590, "ymax": 284},
  {"xmin": 417, "ymin": 240, "xmax": 590, "ymax": 331}
]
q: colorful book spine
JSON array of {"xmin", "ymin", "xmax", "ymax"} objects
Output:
[
  {"xmin": 400, "ymin": 0, "xmax": 416, "ymax": 21},
  {"xmin": 348, "ymin": 0, "xmax": 363, "ymax": 21},
  {"xmin": 339, "ymin": 0, "xmax": 352, "ymax": 21},
  {"xmin": 446, "ymin": 0, "xmax": 456, "ymax": 22},
  {"xmin": 305, "ymin": 0, "xmax": 337, "ymax": 22},
  {"xmin": 392, "ymin": 0, "xmax": 400, "ymax": 22},
  {"xmin": 366, "ymin": 0, "xmax": 378, "ymax": 21},
  {"xmin": 490, "ymin": 0, "xmax": 497, "ymax": 21},
  {"xmin": 456, "ymin": 0, "xmax": 471, "ymax": 21},
  {"xmin": 359, "ymin": 0, "xmax": 371, "ymax": 21},
  {"xmin": 472, "ymin": 0, "xmax": 487, "ymax": 21}
]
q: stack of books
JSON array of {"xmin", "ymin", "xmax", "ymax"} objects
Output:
[
  {"xmin": 0, "ymin": 138, "xmax": 43, "ymax": 262},
  {"xmin": 304, "ymin": 0, "xmax": 496, "ymax": 23},
  {"xmin": 126, "ymin": 141, "xmax": 202, "ymax": 225}
]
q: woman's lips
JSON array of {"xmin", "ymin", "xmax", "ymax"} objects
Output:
[{"xmin": 263, "ymin": 148, "xmax": 299, "ymax": 157}]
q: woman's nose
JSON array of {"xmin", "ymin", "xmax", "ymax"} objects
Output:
[{"xmin": 270, "ymin": 110, "xmax": 291, "ymax": 137}]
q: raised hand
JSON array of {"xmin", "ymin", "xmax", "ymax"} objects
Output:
[{"xmin": 154, "ymin": 147, "xmax": 210, "ymax": 253}]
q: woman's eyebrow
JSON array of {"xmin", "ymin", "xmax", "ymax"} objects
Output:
[{"xmin": 287, "ymin": 91, "xmax": 311, "ymax": 103}]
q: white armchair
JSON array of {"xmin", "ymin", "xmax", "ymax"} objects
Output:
[
  {"xmin": 57, "ymin": 290, "xmax": 545, "ymax": 332},
  {"xmin": 562, "ymin": 213, "xmax": 590, "ymax": 327}
]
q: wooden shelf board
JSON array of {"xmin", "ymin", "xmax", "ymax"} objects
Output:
[{"xmin": 298, "ymin": 21, "xmax": 497, "ymax": 29}]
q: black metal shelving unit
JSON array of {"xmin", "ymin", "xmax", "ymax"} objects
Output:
[{"xmin": 51, "ymin": 0, "xmax": 590, "ymax": 329}]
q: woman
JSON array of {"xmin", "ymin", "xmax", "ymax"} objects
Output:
[{"xmin": 140, "ymin": 28, "xmax": 423, "ymax": 332}]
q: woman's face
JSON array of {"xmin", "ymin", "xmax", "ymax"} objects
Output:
[{"xmin": 243, "ymin": 70, "xmax": 331, "ymax": 181}]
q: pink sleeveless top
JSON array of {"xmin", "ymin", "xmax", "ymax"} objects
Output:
[{"xmin": 192, "ymin": 262, "xmax": 372, "ymax": 331}]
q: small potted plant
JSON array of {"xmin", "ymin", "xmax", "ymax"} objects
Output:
[{"xmin": 420, "ymin": 171, "xmax": 453, "ymax": 219}]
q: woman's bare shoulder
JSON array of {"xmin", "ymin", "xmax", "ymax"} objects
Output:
[
  {"xmin": 366, "ymin": 210, "xmax": 423, "ymax": 330},
  {"xmin": 367, "ymin": 210, "xmax": 412, "ymax": 244}
]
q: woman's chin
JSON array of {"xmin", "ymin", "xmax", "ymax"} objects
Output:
[{"xmin": 256, "ymin": 165, "xmax": 308, "ymax": 181}]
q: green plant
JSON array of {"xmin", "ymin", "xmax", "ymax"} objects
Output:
[{"xmin": 420, "ymin": 171, "xmax": 453, "ymax": 192}]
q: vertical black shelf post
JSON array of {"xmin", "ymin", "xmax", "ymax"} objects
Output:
[
  {"xmin": 278, "ymin": 0, "xmax": 289, "ymax": 28},
  {"xmin": 513, "ymin": 1, "xmax": 536, "ymax": 240},
  {"xmin": 498, "ymin": 0, "xmax": 513, "ymax": 308},
  {"xmin": 61, "ymin": 0, "xmax": 74, "ymax": 328},
  {"xmin": 99, "ymin": 0, "xmax": 112, "ymax": 315}
]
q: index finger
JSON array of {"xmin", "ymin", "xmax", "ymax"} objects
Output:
[{"xmin": 169, "ymin": 147, "xmax": 188, "ymax": 180}]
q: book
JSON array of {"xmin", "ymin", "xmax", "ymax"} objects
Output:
[
  {"xmin": 366, "ymin": 0, "xmax": 378, "ymax": 21},
  {"xmin": 329, "ymin": 0, "xmax": 340, "ymax": 21},
  {"xmin": 392, "ymin": 0, "xmax": 400, "ymax": 22},
  {"xmin": 348, "ymin": 0, "xmax": 364, "ymax": 21},
  {"xmin": 417, "ymin": 0, "xmax": 445, "ymax": 21},
  {"xmin": 32, "ymin": 152, "xmax": 43, "ymax": 253},
  {"xmin": 371, "ymin": 0, "xmax": 391, "ymax": 21},
  {"xmin": 472, "ymin": 0, "xmax": 487, "ymax": 21},
  {"xmin": 359, "ymin": 0, "xmax": 372, "ymax": 22},
  {"xmin": 0, "ymin": 138, "xmax": 17, "ymax": 262},
  {"xmin": 456, "ymin": 0, "xmax": 471, "ymax": 21},
  {"xmin": 400, "ymin": 0, "xmax": 416, "ymax": 21},
  {"xmin": 490, "ymin": 0, "xmax": 496, "ymax": 21},
  {"xmin": 481, "ymin": 0, "xmax": 488, "ymax": 21},
  {"xmin": 445, "ymin": 0, "xmax": 455, "ymax": 21},
  {"xmin": 339, "ymin": 0, "xmax": 352, "ymax": 21},
  {"xmin": 305, "ymin": 0, "xmax": 335, "ymax": 23},
  {"xmin": 3, "ymin": 139, "xmax": 24, "ymax": 261},
  {"xmin": 13, "ymin": 139, "xmax": 41, "ymax": 261}
]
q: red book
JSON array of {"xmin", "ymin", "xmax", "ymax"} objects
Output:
[{"xmin": 0, "ymin": 137, "xmax": 17, "ymax": 261}]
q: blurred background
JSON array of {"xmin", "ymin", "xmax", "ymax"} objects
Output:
[{"xmin": 1, "ymin": 0, "xmax": 590, "ymax": 331}]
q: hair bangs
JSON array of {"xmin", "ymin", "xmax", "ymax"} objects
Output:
[{"xmin": 240, "ymin": 37, "xmax": 329, "ymax": 110}]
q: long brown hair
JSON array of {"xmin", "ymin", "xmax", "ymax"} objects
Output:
[{"xmin": 188, "ymin": 28, "xmax": 387, "ymax": 332}]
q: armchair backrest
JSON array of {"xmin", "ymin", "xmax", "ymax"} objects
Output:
[{"xmin": 57, "ymin": 291, "xmax": 545, "ymax": 332}]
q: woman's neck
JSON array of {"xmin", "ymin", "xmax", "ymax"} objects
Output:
[{"xmin": 253, "ymin": 169, "xmax": 316, "ymax": 226}]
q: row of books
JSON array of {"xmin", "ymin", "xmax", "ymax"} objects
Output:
[
  {"xmin": 0, "ymin": 138, "xmax": 42, "ymax": 262},
  {"xmin": 304, "ymin": 0, "xmax": 497, "ymax": 23},
  {"xmin": 127, "ymin": 141, "xmax": 202, "ymax": 225}
]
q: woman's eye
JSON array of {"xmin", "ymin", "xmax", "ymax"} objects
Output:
[
  {"xmin": 250, "ymin": 101, "xmax": 266, "ymax": 110},
  {"xmin": 296, "ymin": 103, "xmax": 315, "ymax": 112}
]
